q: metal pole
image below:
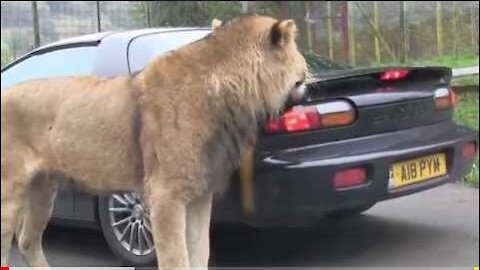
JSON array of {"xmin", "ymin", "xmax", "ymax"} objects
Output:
[
  {"xmin": 400, "ymin": 1, "xmax": 408, "ymax": 63},
  {"xmin": 373, "ymin": 1, "xmax": 381, "ymax": 64},
  {"xmin": 340, "ymin": 1, "xmax": 349, "ymax": 64},
  {"xmin": 279, "ymin": 1, "xmax": 290, "ymax": 19},
  {"xmin": 471, "ymin": 2, "xmax": 476, "ymax": 50},
  {"xmin": 435, "ymin": 1, "xmax": 443, "ymax": 56},
  {"xmin": 348, "ymin": 2, "xmax": 356, "ymax": 66},
  {"xmin": 96, "ymin": 1, "xmax": 101, "ymax": 32},
  {"xmin": 452, "ymin": 1, "xmax": 458, "ymax": 56},
  {"xmin": 146, "ymin": 1, "xmax": 152, "ymax": 28},
  {"xmin": 241, "ymin": 1, "xmax": 248, "ymax": 14},
  {"xmin": 31, "ymin": 1, "xmax": 40, "ymax": 48},
  {"xmin": 327, "ymin": 1, "xmax": 334, "ymax": 61},
  {"xmin": 305, "ymin": 1, "xmax": 313, "ymax": 53}
]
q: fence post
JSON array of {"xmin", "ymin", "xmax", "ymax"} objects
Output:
[
  {"xmin": 279, "ymin": 1, "xmax": 290, "ymax": 19},
  {"xmin": 145, "ymin": 1, "xmax": 152, "ymax": 27},
  {"xmin": 305, "ymin": 1, "xmax": 313, "ymax": 53},
  {"xmin": 96, "ymin": 1, "xmax": 101, "ymax": 32},
  {"xmin": 31, "ymin": 1, "xmax": 40, "ymax": 48},
  {"xmin": 373, "ymin": 1, "xmax": 381, "ymax": 64},
  {"xmin": 339, "ymin": 1, "xmax": 349, "ymax": 64},
  {"xmin": 435, "ymin": 1, "xmax": 443, "ymax": 57},
  {"xmin": 241, "ymin": 1, "xmax": 248, "ymax": 14},
  {"xmin": 471, "ymin": 2, "xmax": 477, "ymax": 51},
  {"xmin": 452, "ymin": 2, "xmax": 458, "ymax": 56},
  {"xmin": 399, "ymin": 1, "xmax": 408, "ymax": 63},
  {"xmin": 348, "ymin": 2, "xmax": 356, "ymax": 66},
  {"xmin": 327, "ymin": 1, "xmax": 334, "ymax": 61}
]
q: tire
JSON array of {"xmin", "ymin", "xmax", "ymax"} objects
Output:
[
  {"xmin": 98, "ymin": 193, "xmax": 156, "ymax": 266},
  {"xmin": 328, "ymin": 203, "xmax": 376, "ymax": 219}
]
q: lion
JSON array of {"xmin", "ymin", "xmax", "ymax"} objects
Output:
[{"xmin": 1, "ymin": 15, "xmax": 307, "ymax": 269}]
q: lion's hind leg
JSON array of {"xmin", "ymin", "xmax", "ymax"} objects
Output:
[
  {"xmin": 1, "ymin": 161, "xmax": 38, "ymax": 266},
  {"xmin": 16, "ymin": 173, "xmax": 58, "ymax": 267},
  {"xmin": 1, "ymin": 180, "xmax": 24, "ymax": 266},
  {"xmin": 146, "ymin": 179, "xmax": 191, "ymax": 269},
  {"xmin": 186, "ymin": 192, "xmax": 213, "ymax": 269}
]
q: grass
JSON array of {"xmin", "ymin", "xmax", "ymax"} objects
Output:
[
  {"xmin": 378, "ymin": 53, "xmax": 479, "ymax": 69},
  {"xmin": 417, "ymin": 53, "xmax": 479, "ymax": 69},
  {"xmin": 452, "ymin": 75, "xmax": 479, "ymax": 87},
  {"xmin": 454, "ymin": 91, "xmax": 479, "ymax": 188}
]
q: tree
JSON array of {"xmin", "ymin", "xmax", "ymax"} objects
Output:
[
  {"xmin": 7, "ymin": 32, "xmax": 33, "ymax": 59},
  {"xmin": 132, "ymin": 1, "xmax": 285, "ymax": 27},
  {"xmin": 132, "ymin": 1, "xmax": 242, "ymax": 27},
  {"xmin": 1, "ymin": 41, "xmax": 13, "ymax": 67}
]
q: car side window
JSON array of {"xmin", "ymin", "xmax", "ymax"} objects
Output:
[
  {"xmin": 1, "ymin": 46, "xmax": 96, "ymax": 90},
  {"xmin": 128, "ymin": 31, "xmax": 210, "ymax": 75}
]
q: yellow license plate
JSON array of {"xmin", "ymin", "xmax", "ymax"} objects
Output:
[{"xmin": 390, "ymin": 153, "xmax": 447, "ymax": 188}]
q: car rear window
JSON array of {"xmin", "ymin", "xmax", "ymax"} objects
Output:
[
  {"xmin": 128, "ymin": 30, "xmax": 211, "ymax": 75},
  {"xmin": 303, "ymin": 52, "xmax": 349, "ymax": 73}
]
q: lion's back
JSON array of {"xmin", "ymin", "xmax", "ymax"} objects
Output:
[{"xmin": 1, "ymin": 75, "xmax": 144, "ymax": 192}]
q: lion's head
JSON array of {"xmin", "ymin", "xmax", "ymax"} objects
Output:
[{"xmin": 209, "ymin": 15, "xmax": 308, "ymax": 119}]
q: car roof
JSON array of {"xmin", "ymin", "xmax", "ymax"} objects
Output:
[
  {"xmin": 35, "ymin": 32, "xmax": 113, "ymax": 51},
  {"xmin": 34, "ymin": 27, "xmax": 209, "ymax": 53},
  {"xmin": 3, "ymin": 27, "xmax": 345, "ymax": 78},
  {"xmin": 1, "ymin": 27, "xmax": 210, "ymax": 74}
]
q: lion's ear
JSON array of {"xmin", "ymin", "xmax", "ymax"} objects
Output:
[
  {"xmin": 211, "ymin": 18, "xmax": 223, "ymax": 31},
  {"xmin": 270, "ymin": 19, "xmax": 297, "ymax": 48}
]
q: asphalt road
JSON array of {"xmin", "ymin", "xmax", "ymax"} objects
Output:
[{"xmin": 8, "ymin": 183, "xmax": 479, "ymax": 268}]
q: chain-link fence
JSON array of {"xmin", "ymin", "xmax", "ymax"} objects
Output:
[{"xmin": 1, "ymin": 1, "xmax": 479, "ymax": 67}]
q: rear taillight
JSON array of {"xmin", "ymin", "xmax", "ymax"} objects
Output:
[
  {"xmin": 380, "ymin": 69, "xmax": 410, "ymax": 81},
  {"xmin": 316, "ymin": 101, "xmax": 356, "ymax": 127},
  {"xmin": 265, "ymin": 106, "xmax": 320, "ymax": 133},
  {"xmin": 265, "ymin": 100, "xmax": 356, "ymax": 134},
  {"xmin": 434, "ymin": 87, "xmax": 458, "ymax": 110},
  {"xmin": 334, "ymin": 167, "xmax": 368, "ymax": 189},
  {"xmin": 463, "ymin": 142, "xmax": 477, "ymax": 160}
]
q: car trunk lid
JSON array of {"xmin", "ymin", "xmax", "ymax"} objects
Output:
[
  {"xmin": 258, "ymin": 67, "xmax": 454, "ymax": 151},
  {"xmin": 307, "ymin": 67, "xmax": 452, "ymax": 106}
]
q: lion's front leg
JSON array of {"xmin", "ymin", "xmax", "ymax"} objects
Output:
[
  {"xmin": 146, "ymin": 180, "xmax": 190, "ymax": 269},
  {"xmin": 186, "ymin": 192, "xmax": 213, "ymax": 269}
]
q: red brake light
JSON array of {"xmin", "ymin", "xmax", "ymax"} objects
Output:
[
  {"xmin": 450, "ymin": 88, "xmax": 458, "ymax": 106},
  {"xmin": 380, "ymin": 69, "xmax": 410, "ymax": 81},
  {"xmin": 264, "ymin": 101, "xmax": 356, "ymax": 134},
  {"xmin": 265, "ymin": 107, "xmax": 320, "ymax": 134},
  {"xmin": 463, "ymin": 142, "xmax": 477, "ymax": 159},
  {"xmin": 334, "ymin": 167, "xmax": 368, "ymax": 189},
  {"xmin": 435, "ymin": 87, "xmax": 458, "ymax": 110}
]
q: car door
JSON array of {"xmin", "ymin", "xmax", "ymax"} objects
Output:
[{"xmin": 1, "ymin": 45, "xmax": 97, "ymax": 218}]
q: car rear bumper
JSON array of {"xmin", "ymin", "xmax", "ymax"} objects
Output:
[{"xmin": 214, "ymin": 122, "xmax": 478, "ymax": 227}]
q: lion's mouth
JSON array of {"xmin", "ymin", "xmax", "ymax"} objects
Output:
[
  {"xmin": 282, "ymin": 81, "xmax": 307, "ymax": 110},
  {"xmin": 289, "ymin": 81, "xmax": 307, "ymax": 104}
]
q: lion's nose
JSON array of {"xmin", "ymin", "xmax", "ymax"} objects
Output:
[
  {"xmin": 284, "ymin": 82, "xmax": 307, "ymax": 109},
  {"xmin": 290, "ymin": 82, "xmax": 307, "ymax": 104}
]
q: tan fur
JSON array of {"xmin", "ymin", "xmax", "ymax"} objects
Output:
[
  {"xmin": 1, "ymin": 15, "xmax": 307, "ymax": 269},
  {"xmin": 211, "ymin": 18, "xmax": 223, "ymax": 30}
]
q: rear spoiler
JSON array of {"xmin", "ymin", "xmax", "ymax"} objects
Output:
[{"xmin": 310, "ymin": 66, "xmax": 452, "ymax": 84}]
